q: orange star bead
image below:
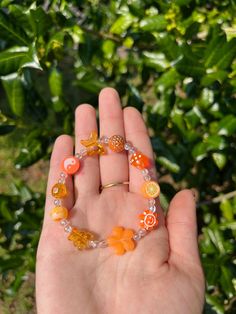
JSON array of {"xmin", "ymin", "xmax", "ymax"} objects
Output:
[
  {"xmin": 108, "ymin": 135, "xmax": 125, "ymax": 152},
  {"xmin": 139, "ymin": 210, "xmax": 158, "ymax": 231},
  {"xmin": 130, "ymin": 151, "xmax": 150, "ymax": 170},
  {"xmin": 107, "ymin": 226, "xmax": 135, "ymax": 255}
]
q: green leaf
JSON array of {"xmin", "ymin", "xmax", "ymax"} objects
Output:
[
  {"xmin": 203, "ymin": 135, "xmax": 227, "ymax": 151},
  {"xmin": 155, "ymin": 68, "xmax": 180, "ymax": 90},
  {"xmin": 157, "ymin": 156, "xmax": 180, "ymax": 173},
  {"xmin": 143, "ymin": 52, "xmax": 169, "ymax": 71},
  {"xmin": 1, "ymin": 73, "xmax": 25, "ymax": 117},
  {"xmin": 217, "ymin": 115, "xmax": 236, "ymax": 136},
  {"xmin": 212, "ymin": 152, "xmax": 227, "ymax": 170},
  {"xmin": 220, "ymin": 199, "xmax": 234, "ymax": 221},
  {"xmin": 0, "ymin": 10, "xmax": 29, "ymax": 45},
  {"xmin": 0, "ymin": 196, "xmax": 14, "ymax": 221},
  {"xmin": 49, "ymin": 68, "xmax": 63, "ymax": 97},
  {"xmin": 110, "ymin": 13, "xmax": 135, "ymax": 35},
  {"xmin": 140, "ymin": 15, "xmax": 167, "ymax": 32},
  {"xmin": 0, "ymin": 47, "xmax": 28, "ymax": 75},
  {"xmin": 192, "ymin": 142, "xmax": 208, "ymax": 161},
  {"xmin": 0, "ymin": 112, "xmax": 15, "ymax": 135},
  {"xmin": 220, "ymin": 266, "xmax": 235, "ymax": 298},
  {"xmin": 14, "ymin": 138, "xmax": 43, "ymax": 169},
  {"xmin": 29, "ymin": 6, "xmax": 51, "ymax": 37}
]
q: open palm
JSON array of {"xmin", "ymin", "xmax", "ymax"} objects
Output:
[{"xmin": 36, "ymin": 88, "xmax": 205, "ymax": 314}]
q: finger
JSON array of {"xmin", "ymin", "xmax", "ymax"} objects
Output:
[
  {"xmin": 99, "ymin": 87, "xmax": 129, "ymax": 189},
  {"xmin": 43, "ymin": 135, "xmax": 74, "ymax": 228},
  {"xmin": 74, "ymin": 104, "xmax": 100, "ymax": 197},
  {"xmin": 123, "ymin": 107, "xmax": 165, "ymax": 225},
  {"xmin": 167, "ymin": 189, "xmax": 201, "ymax": 263}
]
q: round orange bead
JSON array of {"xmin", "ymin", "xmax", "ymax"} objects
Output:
[
  {"xmin": 141, "ymin": 181, "xmax": 160, "ymax": 198},
  {"xmin": 51, "ymin": 183, "xmax": 67, "ymax": 198},
  {"xmin": 50, "ymin": 206, "xmax": 68, "ymax": 221},
  {"xmin": 139, "ymin": 210, "xmax": 158, "ymax": 230},
  {"xmin": 62, "ymin": 156, "xmax": 80, "ymax": 175},
  {"xmin": 130, "ymin": 151, "xmax": 150, "ymax": 170},
  {"xmin": 108, "ymin": 135, "xmax": 125, "ymax": 152}
]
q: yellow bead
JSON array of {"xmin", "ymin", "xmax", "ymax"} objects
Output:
[
  {"xmin": 141, "ymin": 181, "xmax": 160, "ymax": 198},
  {"xmin": 51, "ymin": 183, "xmax": 67, "ymax": 198},
  {"xmin": 68, "ymin": 228, "xmax": 93, "ymax": 250},
  {"xmin": 50, "ymin": 206, "xmax": 68, "ymax": 221}
]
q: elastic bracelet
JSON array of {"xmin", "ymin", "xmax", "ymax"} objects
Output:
[{"xmin": 50, "ymin": 131, "xmax": 160, "ymax": 256}]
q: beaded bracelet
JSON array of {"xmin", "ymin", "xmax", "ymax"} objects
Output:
[{"xmin": 50, "ymin": 131, "xmax": 160, "ymax": 255}]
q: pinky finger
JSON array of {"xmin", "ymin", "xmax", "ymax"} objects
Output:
[{"xmin": 42, "ymin": 135, "xmax": 74, "ymax": 229}]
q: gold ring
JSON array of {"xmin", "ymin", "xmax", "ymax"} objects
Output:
[{"xmin": 101, "ymin": 181, "xmax": 129, "ymax": 190}]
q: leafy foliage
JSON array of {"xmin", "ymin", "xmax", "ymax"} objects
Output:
[{"xmin": 0, "ymin": 1, "xmax": 236, "ymax": 312}]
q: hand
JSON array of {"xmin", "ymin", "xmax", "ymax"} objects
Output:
[{"xmin": 36, "ymin": 88, "xmax": 205, "ymax": 314}]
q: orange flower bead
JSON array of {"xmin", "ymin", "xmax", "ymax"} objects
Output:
[
  {"xmin": 50, "ymin": 206, "xmax": 68, "ymax": 221},
  {"xmin": 130, "ymin": 151, "xmax": 150, "ymax": 170},
  {"xmin": 107, "ymin": 226, "xmax": 135, "ymax": 255},
  {"xmin": 62, "ymin": 156, "xmax": 80, "ymax": 175},
  {"xmin": 51, "ymin": 183, "xmax": 67, "ymax": 198},
  {"xmin": 141, "ymin": 181, "xmax": 160, "ymax": 198},
  {"xmin": 139, "ymin": 210, "xmax": 158, "ymax": 230},
  {"xmin": 108, "ymin": 135, "xmax": 125, "ymax": 152}
]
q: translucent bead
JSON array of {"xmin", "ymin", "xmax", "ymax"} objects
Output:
[
  {"xmin": 97, "ymin": 240, "xmax": 108, "ymax": 248},
  {"xmin": 75, "ymin": 153, "xmax": 83, "ymax": 159},
  {"xmin": 60, "ymin": 219, "xmax": 69, "ymax": 226},
  {"xmin": 124, "ymin": 142, "xmax": 131, "ymax": 150},
  {"xmin": 50, "ymin": 206, "xmax": 68, "ymax": 221},
  {"xmin": 54, "ymin": 199, "xmax": 61, "ymax": 206},
  {"xmin": 148, "ymin": 199, "xmax": 156, "ymax": 206},
  {"xmin": 142, "ymin": 169, "xmax": 149, "ymax": 175},
  {"xmin": 138, "ymin": 228, "xmax": 147, "ymax": 237},
  {"xmin": 64, "ymin": 225, "xmax": 73, "ymax": 233},
  {"xmin": 129, "ymin": 147, "xmax": 136, "ymax": 154},
  {"xmin": 149, "ymin": 205, "xmax": 156, "ymax": 213},
  {"xmin": 133, "ymin": 233, "xmax": 142, "ymax": 241},
  {"xmin": 80, "ymin": 148, "xmax": 87, "ymax": 156},
  {"xmin": 60, "ymin": 172, "xmax": 67, "ymax": 178},
  {"xmin": 68, "ymin": 228, "xmax": 93, "ymax": 250},
  {"xmin": 88, "ymin": 240, "xmax": 99, "ymax": 248},
  {"xmin": 51, "ymin": 183, "xmax": 67, "ymax": 198},
  {"xmin": 100, "ymin": 136, "xmax": 109, "ymax": 144},
  {"xmin": 144, "ymin": 175, "xmax": 151, "ymax": 181},
  {"xmin": 58, "ymin": 178, "xmax": 65, "ymax": 184}
]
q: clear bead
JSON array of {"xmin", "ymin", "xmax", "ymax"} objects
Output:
[
  {"xmin": 142, "ymin": 169, "xmax": 149, "ymax": 175},
  {"xmin": 144, "ymin": 175, "xmax": 151, "ymax": 181},
  {"xmin": 148, "ymin": 199, "xmax": 156, "ymax": 206},
  {"xmin": 149, "ymin": 205, "xmax": 156, "ymax": 213},
  {"xmin": 88, "ymin": 240, "xmax": 99, "ymax": 248},
  {"xmin": 60, "ymin": 219, "xmax": 69, "ymax": 226},
  {"xmin": 129, "ymin": 147, "xmax": 136, "ymax": 154},
  {"xmin": 60, "ymin": 172, "xmax": 67, "ymax": 178},
  {"xmin": 58, "ymin": 178, "xmax": 65, "ymax": 184},
  {"xmin": 64, "ymin": 225, "xmax": 72, "ymax": 233},
  {"xmin": 54, "ymin": 199, "xmax": 61, "ymax": 206},
  {"xmin": 124, "ymin": 142, "xmax": 131, "ymax": 150},
  {"xmin": 97, "ymin": 240, "xmax": 108, "ymax": 248},
  {"xmin": 100, "ymin": 136, "xmax": 109, "ymax": 144},
  {"xmin": 75, "ymin": 153, "xmax": 83, "ymax": 159},
  {"xmin": 133, "ymin": 233, "xmax": 142, "ymax": 241},
  {"xmin": 138, "ymin": 228, "xmax": 147, "ymax": 237},
  {"xmin": 80, "ymin": 148, "xmax": 87, "ymax": 156}
]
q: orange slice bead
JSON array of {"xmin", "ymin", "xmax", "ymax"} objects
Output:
[
  {"xmin": 130, "ymin": 151, "xmax": 150, "ymax": 170},
  {"xmin": 141, "ymin": 181, "xmax": 160, "ymax": 198},
  {"xmin": 51, "ymin": 183, "xmax": 67, "ymax": 198},
  {"xmin": 62, "ymin": 156, "xmax": 80, "ymax": 175},
  {"xmin": 50, "ymin": 206, "xmax": 68, "ymax": 221}
]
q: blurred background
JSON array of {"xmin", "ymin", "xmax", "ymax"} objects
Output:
[{"xmin": 0, "ymin": 0, "xmax": 236, "ymax": 313}]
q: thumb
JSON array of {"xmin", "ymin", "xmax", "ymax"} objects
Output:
[{"xmin": 166, "ymin": 189, "xmax": 201, "ymax": 264}]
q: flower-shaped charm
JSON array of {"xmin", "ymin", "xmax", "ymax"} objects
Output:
[
  {"xmin": 139, "ymin": 210, "xmax": 158, "ymax": 231},
  {"xmin": 107, "ymin": 226, "xmax": 135, "ymax": 255}
]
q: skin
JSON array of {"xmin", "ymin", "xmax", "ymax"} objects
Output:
[{"xmin": 36, "ymin": 87, "xmax": 205, "ymax": 314}]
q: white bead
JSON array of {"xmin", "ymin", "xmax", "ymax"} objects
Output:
[
  {"xmin": 54, "ymin": 199, "xmax": 61, "ymax": 206},
  {"xmin": 64, "ymin": 225, "xmax": 72, "ymax": 233},
  {"xmin": 60, "ymin": 219, "xmax": 69, "ymax": 226},
  {"xmin": 129, "ymin": 147, "xmax": 136, "ymax": 154},
  {"xmin": 138, "ymin": 229, "xmax": 147, "ymax": 237},
  {"xmin": 133, "ymin": 233, "xmax": 142, "ymax": 241},
  {"xmin": 60, "ymin": 172, "xmax": 66, "ymax": 178},
  {"xmin": 58, "ymin": 178, "xmax": 65, "ymax": 184},
  {"xmin": 75, "ymin": 153, "xmax": 83, "ymax": 159}
]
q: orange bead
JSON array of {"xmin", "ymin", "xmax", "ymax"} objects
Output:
[
  {"xmin": 130, "ymin": 151, "xmax": 150, "ymax": 170},
  {"xmin": 62, "ymin": 156, "xmax": 80, "ymax": 175},
  {"xmin": 107, "ymin": 226, "xmax": 135, "ymax": 255},
  {"xmin": 50, "ymin": 206, "xmax": 68, "ymax": 221},
  {"xmin": 51, "ymin": 183, "xmax": 67, "ymax": 198},
  {"xmin": 68, "ymin": 228, "xmax": 93, "ymax": 250},
  {"xmin": 108, "ymin": 135, "xmax": 125, "ymax": 152},
  {"xmin": 141, "ymin": 181, "xmax": 160, "ymax": 198},
  {"xmin": 139, "ymin": 210, "xmax": 158, "ymax": 231}
]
